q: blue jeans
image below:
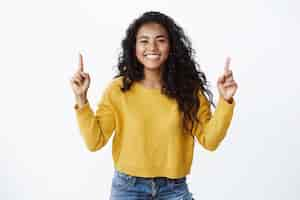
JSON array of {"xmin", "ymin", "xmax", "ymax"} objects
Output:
[{"xmin": 110, "ymin": 169, "xmax": 194, "ymax": 200}]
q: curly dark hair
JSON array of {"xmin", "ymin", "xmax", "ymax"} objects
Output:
[{"xmin": 114, "ymin": 11, "xmax": 215, "ymax": 134}]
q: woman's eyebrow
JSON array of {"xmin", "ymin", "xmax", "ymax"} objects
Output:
[
  {"xmin": 156, "ymin": 35, "xmax": 168, "ymax": 39},
  {"xmin": 137, "ymin": 35, "xmax": 168, "ymax": 39}
]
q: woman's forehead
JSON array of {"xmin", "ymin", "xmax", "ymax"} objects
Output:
[{"xmin": 136, "ymin": 23, "xmax": 168, "ymax": 38}]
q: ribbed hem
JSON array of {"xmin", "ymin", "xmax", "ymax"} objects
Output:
[{"xmin": 114, "ymin": 163, "xmax": 191, "ymax": 179}]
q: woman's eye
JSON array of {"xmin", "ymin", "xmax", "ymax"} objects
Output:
[{"xmin": 140, "ymin": 40, "xmax": 148, "ymax": 43}]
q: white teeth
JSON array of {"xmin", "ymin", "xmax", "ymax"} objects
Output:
[{"xmin": 145, "ymin": 54, "xmax": 160, "ymax": 59}]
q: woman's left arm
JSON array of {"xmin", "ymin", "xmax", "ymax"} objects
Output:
[{"xmin": 194, "ymin": 57, "xmax": 238, "ymax": 151}]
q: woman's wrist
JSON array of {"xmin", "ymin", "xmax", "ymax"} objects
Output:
[
  {"xmin": 75, "ymin": 94, "xmax": 88, "ymax": 107},
  {"xmin": 224, "ymin": 97, "xmax": 233, "ymax": 104},
  {"xmin": 220, "ymin": 96, "xmax": 233, "ymax": 104}
]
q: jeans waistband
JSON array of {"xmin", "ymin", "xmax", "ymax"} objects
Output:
[{"xmin": 114, "ymin": 169, "xmax": 186, "ymax": 186}]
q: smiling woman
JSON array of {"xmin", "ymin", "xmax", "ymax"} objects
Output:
[
  {"xmin": 70, "ymin": 11, "xmax": 237, "ymax": 200},
  {"xmin": 135, "ymin": 23, "xmax": 170, "ymax": 73}
]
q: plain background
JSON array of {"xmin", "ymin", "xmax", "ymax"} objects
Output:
[{"xmin": 1, "ymin": 0, "xmax": 300, "ymax": 199}]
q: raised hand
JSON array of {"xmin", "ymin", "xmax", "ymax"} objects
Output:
[
  {"xmin": 217, "ymin": 57, "xmax": 238, "ymax": 102},
  {"xmin": 70, "ymin": 53, "xmax": 91, "ymax": 105}
]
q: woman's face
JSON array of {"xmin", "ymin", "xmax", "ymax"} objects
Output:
[{"xmin": 135, "ymin": 23, "xmax": 170, "ymax": 71}]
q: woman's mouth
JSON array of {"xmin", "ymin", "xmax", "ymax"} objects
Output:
[{"xmin": 144, "ymin": 53, "xmax": 161, "ymax": 60}]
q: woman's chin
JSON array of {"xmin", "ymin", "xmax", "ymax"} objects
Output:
[
  {"xmin": 142, "ymin": 63, "xmax": 163, "ymax": 71},
  {"xmin": 143, "ymin": 66, "xmax": 162, "ymax": 71}
]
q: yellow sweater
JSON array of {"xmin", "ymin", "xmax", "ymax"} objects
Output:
[{"xmin": 74, "ymin": 76, "xmax": 235, "ymax": 178}]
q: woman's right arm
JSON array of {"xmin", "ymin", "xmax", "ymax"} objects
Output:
[
  {"xmin": 70, "ymin": 53, "xmax": 115, "ymax": 152},
  {"xmin": 73, "ymin": 88, "xmax": 116, "ymax": 152}
]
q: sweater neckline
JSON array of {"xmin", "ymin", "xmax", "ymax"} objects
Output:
[{"xmin": 134, "ymin": 81, "xmax": 162, "ymax": 93}]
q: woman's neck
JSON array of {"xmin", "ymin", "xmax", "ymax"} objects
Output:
[{"xmin": 140, "ymin": 68, "xmax": 162, "ymax": 89}]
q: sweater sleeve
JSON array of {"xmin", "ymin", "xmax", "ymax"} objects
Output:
[
  {"xmin": 74, "ymin": 85, "xmax": 116, "ymax": 152},
  {"xmin": 193, "ymin": 92, "xmax": 235, "ymax": 151}
]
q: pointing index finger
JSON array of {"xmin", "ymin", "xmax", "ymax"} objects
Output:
[
  {"xmin": 78, "ymin": 53, "xmax": 84, "ymax": 72},
  {"xmin": 225, "ymin": 57, "xmax": 231, "ymax": 73}
]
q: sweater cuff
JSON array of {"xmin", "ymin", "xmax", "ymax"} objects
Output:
[
  {"xmin": 74, "ymin": 101, "xmax": 90, "ymax": 113},
  {"xmin": 218, "ymin": 96, "xmax": 236, "ymax": 110}
]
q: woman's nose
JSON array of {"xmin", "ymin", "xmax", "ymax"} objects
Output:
[{"xmin": 148, "ymin": 42, "xmax": 158, "ymax": 51}]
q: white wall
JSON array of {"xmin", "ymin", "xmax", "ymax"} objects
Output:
[{"xmin": 1, "ymin": 0, "xmax": 299, "ymax": 199}]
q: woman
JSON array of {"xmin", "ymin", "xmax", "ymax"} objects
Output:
[{"xmin": 70, "ymin": 11, "xmax": 238, "ymax": 200}]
